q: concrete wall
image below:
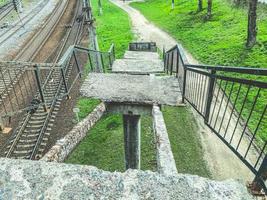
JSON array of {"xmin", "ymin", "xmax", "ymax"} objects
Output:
[
  {"xmin": 152, "ymin": 105, "xmax": 178, "ymax": 176},
  {"xmin": 41, "ymin": 103, "xmax": 106, "ymax": 162}
]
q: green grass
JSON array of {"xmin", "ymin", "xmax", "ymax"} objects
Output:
[
  {"xmin": 131, "ymin": 0, "xmax": 267, "ymax": 68},
  {"xmin": 162, "ymin": 106, "xmax": 211, "ymax": 178},
  {"xmin": 76, "ymin": 98, "xmax": 101, "ymax": 120},
  {"xmin": 131, "ymin": 0, "xmax": 267, "ymax": 142},
  {"xmin": 65, "ymin": 114, "xmax": 157, "ymax": 172},
  {"xmin": 92, "ymin": 0, "xmax": 133, "ymax": 58}
]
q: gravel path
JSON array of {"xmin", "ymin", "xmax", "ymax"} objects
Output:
[{"xmin": 110, "ymin": 0, "xmax": 254, "ymax": 182}]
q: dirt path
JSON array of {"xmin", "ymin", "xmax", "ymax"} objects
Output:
[{"xmin": 110, "ymin": 0, "xmax": 254, "ymax": 182}]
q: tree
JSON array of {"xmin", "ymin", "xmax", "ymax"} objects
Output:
[
  {"xmin": 206, "ymin": 0, "xmax": 212, "ymax": 19},
  {"xmin": 198, "ymin": 0, "xmax": 203, "ymax": 12},
  {"xmin": 246, "ymin": 0, "xmax": 258, "ymax": 48}
]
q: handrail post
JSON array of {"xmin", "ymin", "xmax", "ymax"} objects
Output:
[
  {"xmin": 204, "ymin": 69, "xmax": 216, "ymax": 123},
  {"xmin": 166, "ymin": 53, "xmax": 170, "ymax": 74},
  {"xmin": 170, "ymin": 51, "xmax": 174, "ymax": 75},
  {"xmin": 108, "ymin": 52, "xmax": 112, "ymax": 70},
  {"xmin": 163, "ymin": 46, "xmax": 165, "ymax": 62},
  {"xmin": 112, "ymin": 44, "xmax": 115, "ymax": 61},
  {"xmin": 176, "ymin": 48, "xmax": 179, "ymax": 78},
  {"xmin": 100, "ymin": 52, "xmax": 105, "ymax": 73},
  {"xmin": 34, "ymin": 65, "xmax": 47, "ymax": 112},
  {"xmin": 60, "ymin": 65, "xmax": 70, "ymax": 99},
  {"xmin": 73, "ymin": 51, "xmax": 82, "ymax": 78},
  {"xmin": 182, "ymin": 65, "xmax": 187, "ymax": 103},
  {"xmin": 88, "ymin": 52, "xmax": 93, "ymax": 71},
  {"xmin": 249, "ymin": 155, "xmax": 267, "ymax": 195}
]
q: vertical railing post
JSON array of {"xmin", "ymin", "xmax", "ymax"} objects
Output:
[
  {"xmin": 112, "ymin": 45, "xmax": 115, "ymax": 61},
  {"xmin": 170, "ymin": 51, "xmax": 174, "ymax": 76},
  {"xmin": 163, "ymin": 46, "xmax": 165, "ymax": 61},
  {"xmin": 166, "ymin": 53, "xmax": 170, "ymax": 74},
  {"xmin": 73, "ymin": 51, "xmax": 82, "ymax": 78},
  {"xmin": 204, "ymin": 69, "xmax": 216, "ymax": 123},
  {"xmin": 34, "ymin": 65, "xmax": 47, "ymax": 112},
  {"xmin": 108, "ymin": 52, "xmax": 112, "ymax": 70},
  {"xmin": 88, "ymin": 52, "xmax": 93, "ymax": 71},
  {"xmin": 176, "ymin": 48, "xmax": 179, "ymax": 78},
  {"xmin": 60, "ymin": 66, "xmax": 70, "ymax": 99},
  {"xmin": 100, "ymin": 53, "xmax": 105, "ymax": 73},
  {"xmin": 182, "ymin": 66, "xmax": 187, "ymax": 103},
  {"xmin": 250, "ymin": 155, "xmax": 267, "ymax": 195}
]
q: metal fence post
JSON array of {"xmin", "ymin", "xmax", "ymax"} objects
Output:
[
  {"xmin": 182, "ymin": 66, "xmax": 187, "ymax": 103},
  {"xmin": 73, "ymin": 51, "xmax": 82, "ymax": 78},
  {"xmin": 204, "ymin": 69, "xmax": 216, "ymax": 123},
  {"xmin": 166, "ymin": 53, "xmax": 170, "ymax": 74},
  {"xmin": 88, "ymin": 52, "xmax": 93, "ymax": 71},
  {"xmin": 112, "ymin": 45, "xmax": 115, "ymax": 61},
  {"xmin": 170, "ymin": 51, "xmax": 174, "ymax": 75},
  {"xmin": 34, "ymin": 65, "xmax": 47, "ymax": 112},
  {"xmin": 100, "ymin": 52, "xmax": 105, "ymax": 73},
  {"xmin": 250, "ymin": 155, "xmax": 267, "ymax": 195},
  {"xmin": 176, "ymin": 49, "xmax": 179, "ymax": 78},
  {"xmin": 60, "ymin": 67, "xmax": 70, "ymax": 99}
]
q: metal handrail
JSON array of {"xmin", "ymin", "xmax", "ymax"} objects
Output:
[{"xmin": 164, "ymin": 44, "xmax": 267, "ymax": 195}]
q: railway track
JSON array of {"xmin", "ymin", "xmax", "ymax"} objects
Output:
[
  {"xmin": 4, "ymin": 0, "xmax": 84, "ymax": 159},
  {"xmin": 0, "ymin": 0, "xmax": 49, "ymax": 45},
  {"xmin": 0, "ymin": 0, "xmax": 69, "ymax": 107},
  {"xmin": 0, "ymin": 2, "xmax": 13, "ymax": 22}
]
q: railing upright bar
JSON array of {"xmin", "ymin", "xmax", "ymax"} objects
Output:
[
  {"xmin": 182, "ymin": 65, "xmax": 187, "ymax": 103},
  {"xmin": 170, "ymin": 51, "xmax": 174, "ymax": 75},
  {"xmin": 250, "ymin": 155, "xmax": 267, "ymax": 194},
  {"xmin": 204, "ymin": 69, "xmax": 216, "ymax": 123},
  {"xmin": 176, "ymin": 48, "xmax": 179, "ymax": 78},
  {"xmin": 34, "ymin": 65, "xmax": 47, "ymax": 112},
  {"xmin": 73, "ymin": 51, "xmax": 82, "ymax": 78}
]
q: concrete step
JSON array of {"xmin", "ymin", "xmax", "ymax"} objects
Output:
[
  {"xmin": 112, "ymin": 59, "xmax": 164, "ymax": 74},
  {"xmin": 124, "ymin": 50, "xmax": 160, "ymax": 60}
]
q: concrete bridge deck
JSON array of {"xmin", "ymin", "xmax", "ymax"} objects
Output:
[{"xmin": 81, "ymin": 73, "xmax": 181, "ymax": 105}]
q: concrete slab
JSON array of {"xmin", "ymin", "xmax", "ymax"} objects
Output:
[
  {"xmin": 124, "ymin": 50, "xmax": 160, "ymax": 60},
  {"xmin": 0, "ymin": 158, "xmax": 254, "ymax": 199},
  {"xmin": 112, "ymin": 59, "xmax": 164, "ymax": 74},
  {"xmin": 81, "ymin": 73, "xmax": 181, "ymax": 106}
]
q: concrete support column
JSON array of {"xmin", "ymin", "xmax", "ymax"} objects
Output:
[{"xmin": 123, "ymin": 114, "xmax": 141, "ymax": 170}]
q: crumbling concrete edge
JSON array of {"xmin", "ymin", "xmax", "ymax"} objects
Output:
[
  {"xmin": 152, "ymin": 105, "xmax": 178, "ymax": 176},
  {"xmin": 41, "ymin": 103, "xmax": 106, "ymax": 162}
]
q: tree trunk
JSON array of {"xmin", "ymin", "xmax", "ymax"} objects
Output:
[
  {"xmin": 246, "ymin": 0, "xmax": 258, "ymax": 48},
  {"xmin": 206, "ymin": 0, "xmax": 212, "ymax": 19},
  {"xmin": 198, "ymin": 0, "xmax": 203, "ymax": 11}
]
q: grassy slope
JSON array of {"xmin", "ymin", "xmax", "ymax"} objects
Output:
[
  {"xmin": 131, "ymin": 0, "xmax": 267, "ymax": 141},
  {"xmin": 93, "ymin": 0, "xmax": 133, "ymax": 58},
  {"xmin": 66, "ymin": 0, "xmax": 157, "ymax": 171},
  {"xmin": 162, "ymin": 106, "xmax": 211, "ymax": 178},
  {"xmin": 131, "ymin": 0, "xmax": 267, "ymax": 68}
]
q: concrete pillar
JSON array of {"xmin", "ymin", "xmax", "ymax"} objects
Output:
[{"xmin": 123, "ymin": 114, "xmax": 141, "ymax": 170}]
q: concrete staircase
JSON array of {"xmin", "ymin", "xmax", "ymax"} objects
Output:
[{"xmin": 81, "ymin": 42, "xmax": 181, "ymax": 106}]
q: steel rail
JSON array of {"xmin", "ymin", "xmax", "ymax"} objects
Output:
[{"xmin": 4, "ymin": 0, "xmax": 84, "ymax": 159}]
